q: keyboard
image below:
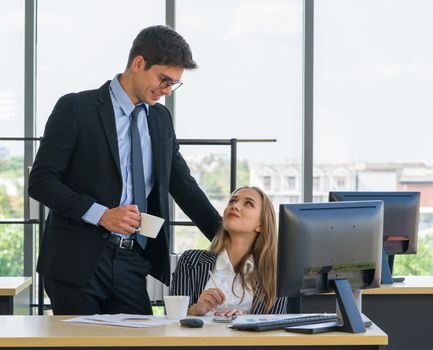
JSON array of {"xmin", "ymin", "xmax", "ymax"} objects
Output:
[{"xmin": 230, "ymin": 314, "xmax": 339, "ymax": 332}]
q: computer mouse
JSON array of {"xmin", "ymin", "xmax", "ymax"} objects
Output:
[{"xmin": 180, "ymin": 318, "xmax": 204, "ymax": 328}]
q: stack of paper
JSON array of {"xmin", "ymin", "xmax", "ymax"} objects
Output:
[{"xmin": 63, "ymin": 314, "xmax": 178, "ymax": 328}]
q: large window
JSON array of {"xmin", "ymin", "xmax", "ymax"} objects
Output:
[
  {"xmin": 314, "ymin": 0, "xmax": 433, "ymax": 275},
  {"xmin": 0, "ymin": 1, "xmax": 25, "ymax": 276},
  {"xmin": 2, "ymin": 0, "xmax": 431, "ymax": 282},
  {"xmin": 174, "ymin": 0, "xmax": 303, "ymax": 252}
]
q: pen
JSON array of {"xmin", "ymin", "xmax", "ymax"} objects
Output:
[{"xmin": 208, "ymin": 270, "xmax": 229, "ymax": 309}]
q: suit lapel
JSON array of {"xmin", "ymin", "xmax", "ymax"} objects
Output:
[
  {"xmin": 97, "ymin": 82, "xmax": 122, "ymax": 180},
  {"xmin": 147, "ymin": 106, "xmax": 162, "ymax": 184}
]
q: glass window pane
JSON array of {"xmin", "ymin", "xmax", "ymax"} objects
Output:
[
  {"xmin": 37, "ymin": 0, "xmax": 165, "ymax": 135},
  {"xmin": 0, "ymin": 0, "xmax": 24, "ymax": 138},
  {"xmin": 0, "ymin": 1, "xmax": 25, "ymax": 276},
  {"xmin": 314, "ymin": 0, "xmax": 433, "ymax": 275},
  {"xmin": 0, "ymin": 225, "xmax": 24, "ymax": 276},
  {"xmin": 174, "ymin": 0, "xmax": 303, "ymax": 253}
]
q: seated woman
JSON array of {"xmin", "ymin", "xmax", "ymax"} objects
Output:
[{"xmin": 170, "ymin": 186, "xmax": 287, "ymax": 316}]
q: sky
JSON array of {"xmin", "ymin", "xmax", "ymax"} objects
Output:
[{"xmin": 1, "ymin": 0, "xmax": 433, "ymax": 167}]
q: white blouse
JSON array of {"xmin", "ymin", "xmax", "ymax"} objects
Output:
[{"xmin": 204, "ymin": 249, "xmax": 255, "ymax": 314}]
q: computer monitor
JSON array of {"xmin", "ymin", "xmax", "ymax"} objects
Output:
[
  {"xmin": 277, "ymin": 201, "xmax": 383, "ymax": 333},
  {"xmin": 329, "ymin": 191, "xmax": 420, "ymax": 284}
]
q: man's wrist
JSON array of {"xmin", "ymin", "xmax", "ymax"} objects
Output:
[
  {"xmin": 97, "ymin": 208, "xmax": 109, "ymax": 226},
  {"xmin": 82, "ymin": 203, "xmax": 108, "ymax": 226}
]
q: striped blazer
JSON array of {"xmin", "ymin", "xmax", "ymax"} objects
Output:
[{"xmin": 170, "ymin": 249, "xmax": 288, "ymax": 314}]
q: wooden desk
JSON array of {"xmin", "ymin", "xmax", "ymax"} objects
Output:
[
  {"xmin": 0, "ymin": 277, "xmax": 32, "ymax": 315},
  {"xmin": 363, "ymin": 275, "xmax": 433, "ymax": 295},
  {"xmin": 0, "ymin": 315, "xmax": 387, "ymax": 349},
  {"xmin": 302, "ymin": 276, "xmax": 433, "ymax": 350}
]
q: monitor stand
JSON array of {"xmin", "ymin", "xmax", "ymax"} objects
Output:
[
  {"xmin": 381, "ymin": 250, "xmax": 406, "ymax": 284},
  {"xmin": 285, "ymin": 279, "xmax": 366, "ymax": 334},
  {"xmin": 388, "ymin": 255, "xmax": 405, "ymax": 283},
  {"xmin": 333, "ymin": 279, "xmax": 366, "ymax": 333}
]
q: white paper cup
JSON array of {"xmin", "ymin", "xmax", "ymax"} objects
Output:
[
  {"xmin": 164, "ymin": 295, "xmax": 190, "ymax": 320},
  {"xmin": 138, "ymin": 213, "xmax": 165, "ymax": 239}
]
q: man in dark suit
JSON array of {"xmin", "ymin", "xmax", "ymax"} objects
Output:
[{"xmin": 28, "ymin": 25, "xmax": 221, "ymax": 315}]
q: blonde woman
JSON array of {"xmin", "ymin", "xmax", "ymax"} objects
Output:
[{"xmin": 170, "ymin": 186, "xmax": 287, "ymax": 316}]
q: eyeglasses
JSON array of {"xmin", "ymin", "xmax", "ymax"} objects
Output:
[{"xmin": 158, "ymin": 74, "xmax": 183, "ymax": 91}]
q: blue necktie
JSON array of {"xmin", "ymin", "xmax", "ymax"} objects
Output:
[{"xmin": 131, "ymin": 105, "xmax": 147, "ymax": 249}]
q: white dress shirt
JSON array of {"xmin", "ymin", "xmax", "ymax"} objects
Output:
[{"xmin": 204, "ymin": 249, "xmax": 254, "ymax": 314}]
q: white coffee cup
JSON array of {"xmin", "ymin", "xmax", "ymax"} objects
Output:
[
  {"xmin": 164, "ymin": 295, "xmax": 190, "ymax": 320},
  {"xmin": 138, "ymin": 213, "xmax": 165, "ymax": 239}
]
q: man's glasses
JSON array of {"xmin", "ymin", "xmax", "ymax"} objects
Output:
[{"xmin": 158, "ymin": 75, "xmax": 183, "ymax": 91}]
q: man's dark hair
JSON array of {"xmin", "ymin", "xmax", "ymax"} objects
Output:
[{"xmin": 127, "ymin": 25, "xmax": 197, "ymax": 70}]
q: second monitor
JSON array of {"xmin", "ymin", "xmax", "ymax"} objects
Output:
[{"xmin": 329, "ymin": 191, "xmax": 420, "ymax": 283}]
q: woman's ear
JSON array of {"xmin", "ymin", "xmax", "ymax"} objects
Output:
[{"xmin": 254, "ymin": 225, "xmax": 261, "ymax": 233}]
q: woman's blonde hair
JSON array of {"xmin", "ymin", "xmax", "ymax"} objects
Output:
[{"xmin": 208, "ymin": 186, "xmax": 277, "ymax": 313}]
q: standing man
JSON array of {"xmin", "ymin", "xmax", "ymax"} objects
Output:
[{"xmin": 29, "ymin": 25, "xmax": 221, "ymax": 315}]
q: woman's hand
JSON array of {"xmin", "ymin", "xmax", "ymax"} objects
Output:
[{"xmin": 188, "ymin": 288, "xmax": 226, "ymax": 316}]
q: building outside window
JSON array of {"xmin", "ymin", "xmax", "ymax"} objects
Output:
[
  {"xmin": 262, "ymin": 176, "xmax": 272, "ymax": 191},
  {"xmin": 287, "ymin": 176, "xmax": 296, "ymax": 190},
  {"xmin": 313, "ymin": 176, "xmax": 321, "ymax": 191},
  {"xmin": 335, "ymin": 176, "xmax": 346, "ymax": 188}
]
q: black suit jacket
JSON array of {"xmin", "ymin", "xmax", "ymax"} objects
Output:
[{"xmin": 29, "ymin": 81, "xmax": 221, "ymax": 286}]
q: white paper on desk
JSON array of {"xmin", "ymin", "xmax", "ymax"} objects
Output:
[{"xmin": 62, "ymin": 314, "xmax": 178, "ymax": 328}]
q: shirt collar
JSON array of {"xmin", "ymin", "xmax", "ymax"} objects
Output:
[
  {"xmin": 215, "ymin": 249, "xmax": 254, "ymax": 273},
  {"xmin": 110, "ymin": 74, "xmax": 149, "ymax": 116}
]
